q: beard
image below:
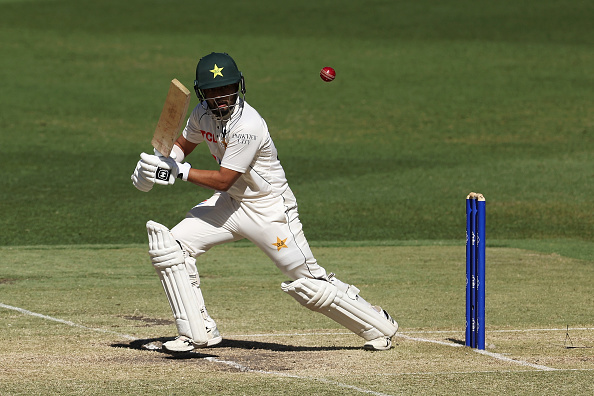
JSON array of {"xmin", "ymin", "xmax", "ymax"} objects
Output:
[{"xmin": 206, "ymin": 93, "xmax": 238, "ymax": 120}]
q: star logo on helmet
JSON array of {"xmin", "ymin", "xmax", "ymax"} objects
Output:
[
  {"xmin": 272, "ymin": 237, "xmax": 288, "ymax": 251},
  {"xmin": 210, "ymin": 64, "xmax": 224, "ymax": 78}
]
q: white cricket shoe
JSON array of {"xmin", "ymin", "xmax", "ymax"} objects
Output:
[
  {"xmin": 162, "ymin": 326, "xmax": 222, "ymax": 352},
  {"xmin": 363, "ymin": 307, "xmax": 398, "ymax": 351},
  {"xmin": 363, "ymin": 336, "xmax": 393, "ymax": 351},
  {"xmin": 162, "ymin": 336, "xmax": 196, "ymax": 352}
]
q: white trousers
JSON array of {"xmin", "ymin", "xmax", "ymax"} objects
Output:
[{"xmin": 171, "ymin": 189, "xmax": 328, "ymax": 281}]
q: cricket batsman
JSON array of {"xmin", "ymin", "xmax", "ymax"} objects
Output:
[{"xmin": 131, "ymin": 52, "xmax": 398, "ymax": 351}]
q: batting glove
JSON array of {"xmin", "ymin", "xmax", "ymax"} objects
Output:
[
  {"xmin": 174, "ymin": 161, "xmax": 192, "ymax": 181},
  {"xmin": 153, "ymin": 149, "xmax": 191, "ymax": 181},
  {"xmin": 131, "ymin": 160, "xmax": 154, "ymax": 192},
  {"xmin": 138, "ymin": 153, "xmax": 191, "ymax": 185}
]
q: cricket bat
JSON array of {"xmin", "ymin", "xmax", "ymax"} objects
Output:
[{"xmin": 151, "ymin": 78, "xmax": 191, "ymax": 158}]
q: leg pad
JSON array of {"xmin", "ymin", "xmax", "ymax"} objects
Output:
[
  {"xmin": 281, "ymin": 278, "xmax": 398, "ymax": 341},
  {"xmin": 147, "ymin": 220, "xmax": 208, "ymax": 345}
]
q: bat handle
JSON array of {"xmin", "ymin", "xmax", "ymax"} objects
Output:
[{"xmin": 154, "ymin": 148, "xmax": 176, "ymax": 160}]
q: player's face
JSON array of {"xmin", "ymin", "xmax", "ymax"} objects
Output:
[{"xmin": 202, "ymin": 83, "xmax": 239, "ymax": 118}]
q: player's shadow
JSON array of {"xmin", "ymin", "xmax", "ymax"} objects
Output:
[
  {"xmin": 111, "ymin": 337, "xmax": 218, "ymax": 359},
  {"xmin": 219, "ymin": 338, "xmax": 359, "ymax": 351},
  {"xmin": 112, "ymin": 336, "xmax": 359, "ymax": 358}
]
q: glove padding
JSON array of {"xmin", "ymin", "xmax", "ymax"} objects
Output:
[
  {"xmin": 131, "ymin": 162, "xmax": 154, "ymax": 192},
  {"xmin": 135, "ymin": 152, "xmax": 191, "ymax": 187}
]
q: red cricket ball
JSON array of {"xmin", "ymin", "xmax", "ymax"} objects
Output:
[{"xmin": 320, "ymin": 66, "xmax": 336, "ymax": 82}]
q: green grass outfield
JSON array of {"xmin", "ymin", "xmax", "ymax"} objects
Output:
[
  {"xmin": 0, "ymin": 0, "xmax": 592, "ymax": 247},
  {"xmin": 0, "ymin": 0, "xmax": 593, "ymax": 394}
]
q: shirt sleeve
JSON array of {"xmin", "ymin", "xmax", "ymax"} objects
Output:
[{"xmin": 182, "ymin": 105, "xmax": 205, "ymax": 144}]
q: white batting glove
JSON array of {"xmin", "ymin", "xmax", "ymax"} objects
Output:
[
  {"xmin": 138, "ymin": 152, "xmax": 174, "ymax": 185},
  {"xmin": 138, "ymin": 153, "xmax": 192, "ymax": 185},
  {"xmin": 152, "ymin": 148, "xmax": 191, "ymax": 181},
  {"xmin": 174, "ymin": 161, "xmax": 192, "ymax": 181},
  {"xmin": 131, "ymin": 160, "xmax": 154, "ymax": 192}
]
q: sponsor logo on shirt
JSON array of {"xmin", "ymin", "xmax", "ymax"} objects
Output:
[
  {"xmin": 200, "ymin": 130, "xmax": 218, "ymax": 143},
  {"xmin": 232, "ymin": 133, "xmax": 257, "ymax": 145}
]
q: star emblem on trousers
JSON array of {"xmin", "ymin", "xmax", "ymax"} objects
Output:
[{"xmin": 273, "ymin": 237, "xmax": 288, "ymax": 251}]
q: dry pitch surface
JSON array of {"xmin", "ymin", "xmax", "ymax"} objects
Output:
[
  {"xmin": 0, "ymin": 245, "xmax": 592, "ymax": 395},
  {"xmin": 1, "ymin": 309, "xmax": 592, "ymax": 395}
]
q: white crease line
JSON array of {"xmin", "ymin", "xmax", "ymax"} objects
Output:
[
  {"xmin": 475, "ymin": 349, "xmax": 557, "ymax": 371},
  {"xmin": 396, "ymin": 333, "xmax": 465, "ymax": 348},
  {"xmin": 0, "ymin": 302, "xmax": 136, "ymax": 340},
  {"xmin": 377, "ymin": 368, "xmax": 594, "ymax": 376},
  {"xmin": 1, "ymin": 302, "xmax": 393, "ymax": 396},
  {"xmin": 204, "ymin": 357, "xmax": 392, "ymax": 396},
  {"xmin": 401, "ymin": 328, "xmax": 593, "ymax": 334},
  {"xmin": 224, "ymin": 331, "xmax": 562, "ymax": 372},
  {"xmin": 394, "ymin": 333, "xmax": 558, "ymax": 371},
  {"xmin": 490, "ymin": 327, "xmax": 593, "ymax": 333},
  {"xmin": 235, "ymin": 331, "xmax": 561, "ymax": 371},
  {"xmin": 230, "ymin": 327, "xmax": 593, "ymax": 338},
  {"xmin": 1, "ymin": 302, "xmax": 564, "ymax": 372}
]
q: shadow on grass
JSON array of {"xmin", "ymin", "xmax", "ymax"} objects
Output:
[
  {"xmin": 218, "ymin": 338, "xmax": 360, "ymax": 351},
  {"xmin": 112, "ymin": 336, "xmax": 359, "ymax": 358}
]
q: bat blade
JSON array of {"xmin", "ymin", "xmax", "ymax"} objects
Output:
[{"xmin": 151, "ymin": 78, "xmax": 191, "ymax": 157}]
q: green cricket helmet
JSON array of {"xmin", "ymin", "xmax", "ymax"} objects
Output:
[{"xmin": 194, "ymin": 52, "xmax": 245, "ymax": 99}]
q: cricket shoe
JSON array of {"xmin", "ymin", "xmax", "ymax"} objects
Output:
[
  {"xmin": 364, "ymin": 336, "xmax": 393, "ymax": 351},
  {"xmin": 162, "ymin": 326, "xmax": 222, "ymax": 352},
  {"xmin": 363, "ymin": 307, "xmax": 398, "ymax": 351}
]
